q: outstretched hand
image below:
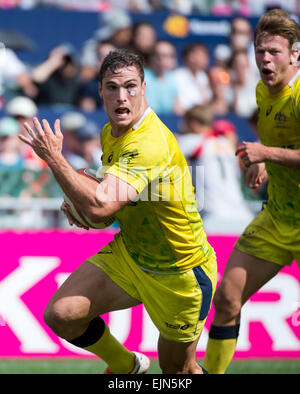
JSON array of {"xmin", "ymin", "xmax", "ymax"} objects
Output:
[{"xmin": 18, "ymin": 117, "xmax": 63, "ymax": 164}]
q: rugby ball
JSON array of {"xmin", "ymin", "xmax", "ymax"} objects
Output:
[{"xmin": 63, "ymin": 168, "xmax": 115, "ymax": 229}]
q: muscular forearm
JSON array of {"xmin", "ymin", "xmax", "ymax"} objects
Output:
[
  {"xmin": 263, "ymin": 146, "xmax": 300, "ymax": 168},
  {"xmin": 237, "ymin": 141, "xmax": 300, "ymax": 169}
]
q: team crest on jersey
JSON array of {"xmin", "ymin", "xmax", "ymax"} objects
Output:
[{"xmin": 274, "ymin": 112, "xmax": 287, "ymax": 126}]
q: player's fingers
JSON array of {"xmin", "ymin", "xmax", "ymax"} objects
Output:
[
  {"xmin": 61, "ymin": 202, "xmax": 89, "ymax": 229},
  {"xmin": 60, "ymin": 202, "xmax": 70, "ymax": 211},
  {"xmin": 248, "ymin": 170, "xmax": 260, "ymax": 188},
  {"xmin": 53, "ymin": 118, "xmax": 63, "ymax": 137},
  {"xmin": 18, "ymin": 133, "xmax": 34, "ymax": 147},
  {"xmin": 235, "ymin": 145, "xmax": 246, "ymax": 156},
  {"xmin": 68, "ymin": 214, "xmax": 89, "ymax": 230},
  {"xmin": 238, "ymin": 151, "xmax": 249, "ymax": 166},
  {"xmin": 33, "ymin": 117, "xmax": 44, "ymax": 137},
  {"xmin": 23, "ymin": 122, "xmax": 36, "ymax": 139},
  {"xmin": 61, "ymin": 203, "xmax": 74, "ymax": 222},
  {"xmin": 62, "ymin": 205, "xmax": 76, "ymax": 226},
  {"xmin": 248, "ymin": 176, "xmax": 259, "ymax": 188},
  {"xmin": 42, "ymin": 118, "xmax": 53, "ymax": 135}
]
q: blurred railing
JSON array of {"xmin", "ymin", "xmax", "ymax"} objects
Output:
[
  {"xmin": 0, "ymin": 168, "xmax": 263, "ymax": 230},
  {"xmin": 0, "ymin": 167, "xmax": 68, "ymax": 229}
]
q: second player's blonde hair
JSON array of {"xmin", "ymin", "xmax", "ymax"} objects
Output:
[{"xmin": 254, "ymin": 9, "xmax": 300, "ymax": 50}]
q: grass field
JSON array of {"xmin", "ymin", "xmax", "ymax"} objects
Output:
[{"xmin": 0, "ymin": 359, "xmax": 299, "ymax": 374}]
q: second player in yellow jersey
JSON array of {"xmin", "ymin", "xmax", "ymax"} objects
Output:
[{"xmin": 204, "ymin": 9, "xmax": 300, "ymax": 374}]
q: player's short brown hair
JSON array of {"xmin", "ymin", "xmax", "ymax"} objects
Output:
[
  {"xmin": 254, "ymin": 9, "xmax": 300, "ymax": 50},
  {"xmin": 98, "ymin": 49, "xmax": 145, "ymax": 83}
]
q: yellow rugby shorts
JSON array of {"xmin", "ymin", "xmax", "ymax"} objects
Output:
[
  {"xmin": 235, "ymin": 205, "xmax": 300, "ymax": 267},
  {"xmin": 88, "ymin": 233, "xmax": 217, "ymax": 343}
]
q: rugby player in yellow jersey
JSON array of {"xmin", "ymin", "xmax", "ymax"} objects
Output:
[
  {"xmin": 18, "ymin": 49, "xmax": 217, "ymax": 374},
  {"xmin": 204, "ymin": 9, "xmax": 300, "ymax": 374}
]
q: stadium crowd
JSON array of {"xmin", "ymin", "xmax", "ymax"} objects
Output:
[
  {"xmin": 0, "ymin": 4, "xmax": 277, "ymax": 230},
  {"xmin": 0, "ymin": 0, "xmax": 299, "ymax": 16}
]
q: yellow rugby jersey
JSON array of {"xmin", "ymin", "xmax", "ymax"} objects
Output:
[
  {"xmin": 256, "ymin": 70, "xmax": 300, "ymax": 224},
  {"xmin": 99, "ymin": 108, "xmax": 214, "ymax": 273}
]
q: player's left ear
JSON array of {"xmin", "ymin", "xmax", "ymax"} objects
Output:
[
  {"xmin": 290, "ymin": 43, "xmax": 300, "ymax": 66},
  {"xmin": 141, "ymin": 81, "xmax": 146, "ymax": 95}
]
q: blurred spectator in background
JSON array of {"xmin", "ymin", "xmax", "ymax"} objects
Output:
[
  {"xmin": 162, "ymin": 0, "xmax": 213, "ymax": 14},
  {"xmin": 213, "ymin": 43, "xmax": 232, "ymax": 69},
  {"xmin": 229, "ymin": 49, "xmax": 258, "ymax": 118},
  {"xmin": 129, "ymin": 21, "xmax": 157, "ymax": 66},
  {"xmin": 108, "ymin": 0, "xmax": 153, "ymax": 12},
  {"xmin": 230, "ymin": 16, "xmax": 257, "ymax": 74},
  {"xmin": 80, "ymin": 40, "xmax": 116, "ymax": 84},
  {"xmin": 208, "ymin": 65, "xmax": 233, "ymax": 115},
  {"xmin": 80, "ymin": 9, "xmax": 133, "ymax": 70},
  {"xmin": 247, "ymin": 0, "xmax": 299, "ymax": 15},
  {"xmin": 174, "ymin": 43, "xmax": 212, "ymax": 113},
  {"xmin": 214, "ymin": 16, "xmax": 257, "ymax": 76},
  {"xmin": 60, "ymin": 110, "xmax": 88, "ymax": 169},
  {"xmin": 177, "ymin": 104, "xmax": 254, "ymax": 233},
  {"xmin": 6, "ymin": 95, "xmax": 37, "ymax": 135},
  {"xmin": 210, "ymin": 0, "xmax": 251, "ymax": 16},
  {"xmin": 78, "ymin": 40, "xmax": 116, "ymax": 112},
  {"xmin": 1, "ymin": 0, "xmax": 299, "ymax": 14},
  {"xmin": 61, "ymin": 113, "xmax": 101, "ymax": 170},
  {"xmin": 32, "ymin": 44, "xmax": 81, "ymax": 107},
  {"xmin": 144, "ymin": 40, "xmax": 182, "ymax": 116},
  {"xmin": 75, "ymin": 119, "xmax": 102, "ymax": 169},
  {"xmin": 5, "ymin": 95, "xmax": 47, "ymax": 169},
  {"xmin": 0, "ymin": 44, "xmax": 37, "ymax": 107},
  {"xmin": 0, "ymin": 116, "xmax": 23, "ymax": 169}
]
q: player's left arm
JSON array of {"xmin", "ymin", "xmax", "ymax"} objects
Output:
[{"xmin": 236, "ymin": 141, "xmax": 300, "ymax": 169}]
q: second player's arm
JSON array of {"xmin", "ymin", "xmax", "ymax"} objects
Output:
[{"xmin": 236, "ymin": 141, "xmax": 300, "ymax": 169}]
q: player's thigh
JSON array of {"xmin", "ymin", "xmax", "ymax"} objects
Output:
[
  {"xmin": 214, "ymin": 248, "xmax": 282, "ymax": 316},
  {"xmin": 46, "ymin": 260, "xmax": 141, "ymax": 321}
]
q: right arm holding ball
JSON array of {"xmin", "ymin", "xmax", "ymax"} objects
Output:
[{"xmin": 19, "ymin": 117, "xmax": 137, "ymax": 227}]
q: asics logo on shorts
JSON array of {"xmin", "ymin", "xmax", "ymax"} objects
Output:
[{"xmin": 165, "ymin": 322, "xmax": 190, "ymax": 330}]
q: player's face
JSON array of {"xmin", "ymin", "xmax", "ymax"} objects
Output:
[
  {"xmin": 99, "ymin": 66, "xmax": 146, "ymax": 135},
  {"xmin": 255, "ymin": 34, "xmax": 298, "ymax": 94}
]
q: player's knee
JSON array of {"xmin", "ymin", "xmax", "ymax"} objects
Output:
[
  {"xmin": 213, "ymin": 284, "xmax": 241, "ymax": 321},
  {"xmin": 43, "ymin": 302, "xmax": 69, "ymax": 337},
  {"xmin": 43, "ymin": 299, "xmax": 86, "ymax": 339}
]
